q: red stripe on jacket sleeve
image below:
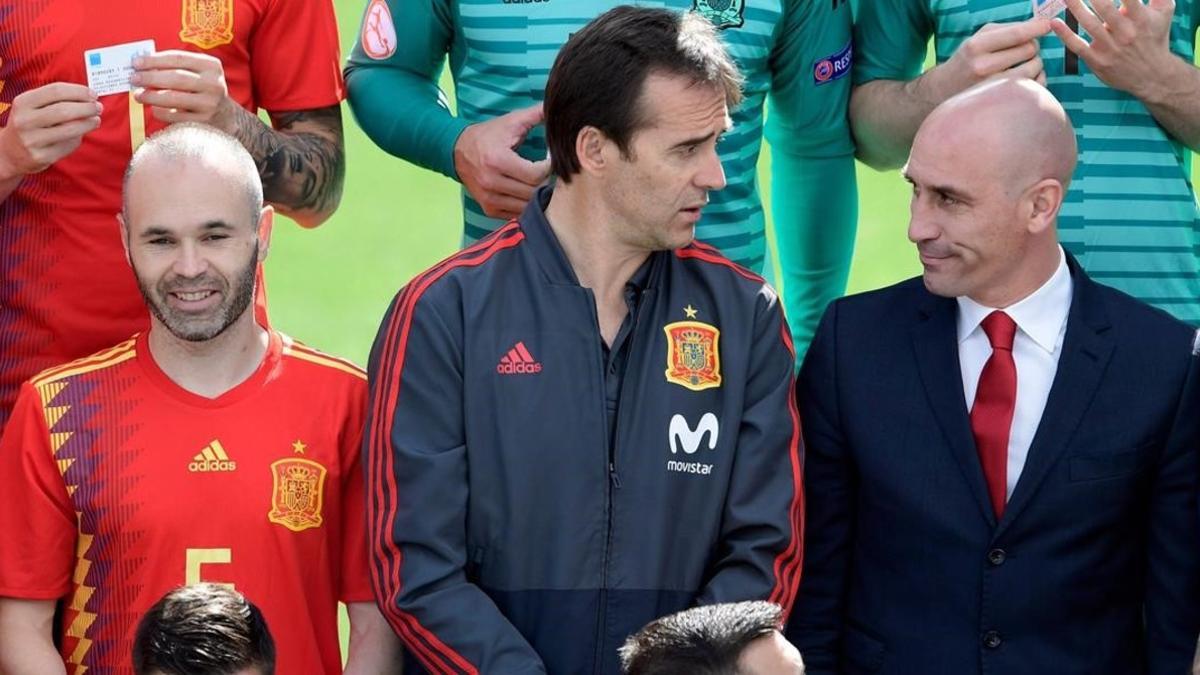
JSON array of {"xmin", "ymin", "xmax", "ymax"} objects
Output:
[
  {"xmin": 367, "ymin": 224, "xmax": 524, "ymax": 675},
  {"xmin": 768, "ymin": 321, "xmax": 805, "ymax": 619}
]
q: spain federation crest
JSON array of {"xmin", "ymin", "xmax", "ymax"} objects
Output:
[
  {"xmin": 692, "ymin": 0, "xmax": 745, "ymax": 29},
  {"xmin": 179, "ymin": 0, "xmax": 235, "ymax": 50},
  {"xmin": 268, "ymin": 458, "xmax": 327, "ymax": 532},
  {"xmin": 664, "ymin": 321, "xmax": 722, "ymax": 391}
]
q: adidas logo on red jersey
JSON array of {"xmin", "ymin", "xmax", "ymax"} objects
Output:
[
  {"xmin": 189, "ymin": 440, "xmax": 237, "ymax": 472},
  {"xmin": 497, "ymin": 341, "xmax": 542, "ymax": 374}
]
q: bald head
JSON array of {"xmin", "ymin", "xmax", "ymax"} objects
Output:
[
  {"xmin": 904, "ymin": 78, "xmax": 1074, "ymax": 307},
  {"xmin": 918, "ymin": 78, "xmax": 1076, "ymax": 191},
  {"xmin": 122, "ymin": 123, "xmax": 262, "ymax": 225}
]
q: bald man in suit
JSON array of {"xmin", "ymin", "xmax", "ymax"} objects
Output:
[{"xmin": 788, "ymin": 78, "xmax": 1200, "ymax": 674}]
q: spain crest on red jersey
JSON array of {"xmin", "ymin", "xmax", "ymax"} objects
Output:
[
  {"xmin": 268, "ymin": 458, "xmax": 327, "ymax": 532},
  {"xmin": 664, "ymin": 321, "xmax": 722, "ymax": 391},
  {"xmin": 179, "ymin": 0, "xmax": 235, "ymax": 50}
]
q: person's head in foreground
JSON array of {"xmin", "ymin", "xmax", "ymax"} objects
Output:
[
  {"xmin": 903, "ymin": 77, "xmax": 1077, "ymax": 308},
  {"xmin": 619, "ymin": 601, "xmax": 803, "ymax": 675},
  {"xmin": 543, "ymin": 5, "xmax": 743, "ymax": 251},
  {"xmin": 132, "ymin": 583, "xmax": 275, "ymax": 675},
  {"xmin": 119, "ymin": 122, "xmax": 271, "ymax": 345}
]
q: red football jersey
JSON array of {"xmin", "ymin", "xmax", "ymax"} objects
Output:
[
  {"xmin": 0, "ymin": 331, "xmax": 372, "ymax": 675},
  {"xmin": 0, "ymin": 0, "xmax": 344, "ymax": 428}
]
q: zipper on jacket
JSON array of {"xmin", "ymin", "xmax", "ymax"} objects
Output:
[
  {"xmin": 592, "ymin": 288, "xmax": 650, "ymax": 672},
  {"xmin": 587, "ymin": 285, "xmax": 649, "ymax": 673},
  {"xmin": 584, "ymin": 287, "xmax": 612, "ymax": 673}
]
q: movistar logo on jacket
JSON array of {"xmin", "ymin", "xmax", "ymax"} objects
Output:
[{"xmin": 667, "ymin": 413, "xmax": 719, "ymax": 476}]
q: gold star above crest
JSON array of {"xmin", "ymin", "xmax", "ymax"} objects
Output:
[
  {"xmin": 292, "ymin": 440, "xmax": 307, "ymax": 454},
  {"xmin": 684, "ymin": 304, "xmax": 698, "ymax": 319}
]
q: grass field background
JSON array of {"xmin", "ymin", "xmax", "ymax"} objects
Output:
[{"xmin": 308, "ymin": 0, "xmax": 919, "ymax": 654}]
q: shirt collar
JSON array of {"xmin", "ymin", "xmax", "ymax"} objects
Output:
[{"xmin": 956, "ymin": 247, "xmax": 1072, "ymax": 353}]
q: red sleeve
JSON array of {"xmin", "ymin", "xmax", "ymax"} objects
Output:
[
  {"xmin": 0, "ymin": 382, "xmax": 76, "ymax": 600},
  {"xmin": 251, "ymin": 0, "xmax": 345, "ymax": 112},
  {"xmin": 339, "ymin": 380, "xmax": 374, "ymax": 604}
]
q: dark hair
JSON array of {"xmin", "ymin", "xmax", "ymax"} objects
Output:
[
  {"xmin": 619, "ymin": 601, "xmax": 783, "ymax": 675},
  {"xmin": 544, "ymin": 6, "xmax": 743, "ymax": 182},
  {"xmin": 132, "ymin": 583, "xmax": 276, "ymax": 675}
]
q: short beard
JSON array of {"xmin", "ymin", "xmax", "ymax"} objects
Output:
[{"xmin": 135, "ymin": 243, "xmax": 258, "ymax": 343}]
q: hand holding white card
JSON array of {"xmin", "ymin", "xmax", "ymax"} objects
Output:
[{"xmin": 84, "ymin": 40, "xmax": 156, "ymax": 97}]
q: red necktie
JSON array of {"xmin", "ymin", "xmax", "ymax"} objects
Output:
[{"xmin": 970, "ymin": 311, "xmax": 1017, "ymax": 518}]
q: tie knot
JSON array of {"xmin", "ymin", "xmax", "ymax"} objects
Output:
[{"xmin": 981, "ymin": 311, "xmax": 1017, "ymax": 350}]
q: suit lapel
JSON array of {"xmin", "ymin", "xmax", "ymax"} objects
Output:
[
  {"xmin": 912, "ymin": 293, "xmax": 997, "ymax": 528},
  {"xmin": 995, "ymin": 258, "xmax": 1114, "ymax": 539}
]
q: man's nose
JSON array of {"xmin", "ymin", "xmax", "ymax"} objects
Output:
[{"xmin": 696, "ymin": 149, "xmax": 727, "ymax": 192}]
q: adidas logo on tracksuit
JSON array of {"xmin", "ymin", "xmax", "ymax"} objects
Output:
[{"xmin": 496, "ymin": 341, "xmax": 542, "ymax": 374}]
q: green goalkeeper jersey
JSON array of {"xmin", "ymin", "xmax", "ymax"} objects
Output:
[
  {"xmin": 856, "ymin": 0, "xmax": 1200, "ymax": 323},
  {"xmin": 345, "ymin": 0, "xmax": 855, "ymax": 273}
]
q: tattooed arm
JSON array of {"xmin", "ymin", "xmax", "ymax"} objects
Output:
[
  {"xmin": 132, "ymin": 50, "xmax": 345, "ymax": 228},
  {"xmin": 227, "ymin": 104, "xmax": 345, "ymax": 229}
]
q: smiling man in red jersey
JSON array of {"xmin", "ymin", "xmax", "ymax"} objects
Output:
[
  {"xmin": 0, "ymin": 0, "xmax": 347, "ymax": 434},
  {"xmin": 0, "ymin": 125, "xmax": 398, "ymax": 675}
]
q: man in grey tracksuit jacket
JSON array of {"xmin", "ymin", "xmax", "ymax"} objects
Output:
[{"xmin": 363, "ymin": 8, "xmax": 804, "ymax": 675}]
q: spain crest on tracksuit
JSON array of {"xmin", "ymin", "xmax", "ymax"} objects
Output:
[{"xmin": 692, "ymin": 0, "xmax": 745, "ymax": 28}]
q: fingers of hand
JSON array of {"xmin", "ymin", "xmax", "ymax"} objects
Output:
[
  {"xmin": 17, "ymin": 99, "xmax": 102, "ymax": 131},
  {"xmin": 134, "ymin": 49, "xmax": 222, "ymax": 74},
  {"xmin": 148, "ymin": 106, "xmax": 220, "ymax": 125},
  {"xmin": 32, "ymin": 137, "xmax": 87, "ymax": 169},
  {"xmin": 18, "ymin": 82, "xmax": 96, "ymax": 109},
  {"xmin": 508, "ymin": 102, "xmax": 546, "ymax": 131},
  {"xmin": 12, "ymin": 117, "xmax": 97, "ymax": 172},
  {"xmin": 968, "ymin": 40, "xmax": 1041, "ymax": 77},
  {"xmin": 30, "ymin": 116, "xmax": 101, "ymax": 147},
  {"xmin": 478, "ymin": 195, "xmax": 528, "ymax": 220},
  {"xmin": 1064, "ymin": 0, "xmax": 1107, "ymax": 39},
  {"xmin": 136, "ymin": 89, "xmax": 217, "ymax": 116},
  {"xmin": 130, "ymin": 68, "xmax": 206, "ymax": 93},
  {"xmin": 972, "ymin": 18, "xmax": 1051, "ymax": 50},
  {"xmin": 1119, "ymin": 0, "xmax": 1145, "ymax": 18},
  {"xmin": 477, "ymin": 169, "xmax": 540, "ymax": 202},
  {"xmin": 491, "ymin": 149, "xmax": 551, "ymax": 186},
  {"xmin": 530, "ymin": 157, "xmax": 552, "ymax": 180},
  {"xmin": 1051, "ymin": 17, "xmax": 1092, "ymax": 53},
  {"xmin": 1089, "ymin": 0, "xmax": 1124, "ymax": 25},
  {"xmin": 1005, "ymin": 54, "xmax": 1046, "ymax": 80}
]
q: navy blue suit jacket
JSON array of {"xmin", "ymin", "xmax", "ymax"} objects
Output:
[{"xmin": 787, "ymin": 258, "xmax": 1200, "ymax": 674}]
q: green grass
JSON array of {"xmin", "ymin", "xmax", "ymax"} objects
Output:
[{"xmin": 306, "ymin": 0, "xmax": 918, "ymax": 655}]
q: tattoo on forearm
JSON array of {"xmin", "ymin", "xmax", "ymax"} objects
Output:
[{"xmin": 229, "ymin": 104, "xmax": 345, "ymax": 219}]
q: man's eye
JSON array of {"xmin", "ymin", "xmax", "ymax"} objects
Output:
[{"xmin": 938, "ymin": 192, "xmax": 959, "ymax": 206}]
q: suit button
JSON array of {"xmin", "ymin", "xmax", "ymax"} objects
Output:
[
  {"xmin": 987, "ymin": 548, "xmax": 1006, "ymax": 565},
  {"xmin": 983, "ymin": 631, "xmax": 1002, "ymax": 649}
]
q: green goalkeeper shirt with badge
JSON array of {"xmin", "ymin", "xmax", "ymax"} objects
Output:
[
  {"xmin": 856, "ymin": 0, "xmax": 1200, "ymax": 323},
  {"xmin": 343, "ymin": 0, "xmax": 855, "ymax": 278}
]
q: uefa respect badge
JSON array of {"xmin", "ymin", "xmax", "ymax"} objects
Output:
[{"xmin": 813, "ymin": 41, "xmax": 853, "ymax": 86}]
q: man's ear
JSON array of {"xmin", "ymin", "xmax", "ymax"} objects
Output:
[
  {"xmin": 117, "ymin": 212, "xmax": 132, "ymax": 267},
  {"xmin": 1024, "ymin": 178, "xmax": 1064, "ymax": 235},
  {"xmin": 575, "ymin": 125, "xmax": 610, "ymax": 176},
  {"xmin": 257, "ymin": 206, "xmax": 274, "ymax": 263}
]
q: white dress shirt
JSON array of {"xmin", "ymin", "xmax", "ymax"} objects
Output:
[{"xmin": 957, "ymin": 247, "xmax": 1072, "ymax": 500}]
